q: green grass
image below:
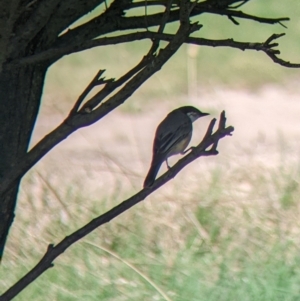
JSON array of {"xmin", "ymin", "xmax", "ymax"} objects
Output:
[{"xmin": 2, "ymin": 152, "xmax": 300, "ymax": 300}]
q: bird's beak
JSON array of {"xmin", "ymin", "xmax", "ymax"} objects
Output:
[{"xmin": 201, "ymin": 112, "xmax": 209, "ymax": 116}]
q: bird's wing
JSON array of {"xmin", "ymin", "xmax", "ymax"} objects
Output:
[{"xmin": 153, "ymin": 117, "xmax": 192, "ymax": 155}]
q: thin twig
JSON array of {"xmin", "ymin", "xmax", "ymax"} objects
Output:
[
  {"xmin": 149, "ymin": 0, "xmax": 174, "ymax": 54},
  {"xmin": 69, "ymin": 69, "xmax": 109, "ymax": 115},
  {"xmin": 79, "ymin": 54, "xmax": 154, "ymax": 113},
  {"xmin": 229, "ymin": 0, "xmax": 249, "ymax": 9},
  {"xmin": 228, "ymin": 15, "xmax": 239, "ymax": 25}
]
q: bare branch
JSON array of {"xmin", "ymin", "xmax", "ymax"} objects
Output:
[
  {"xmin": 45, "ymin": 0, "xmax": 103, "ymax": 38},
  {"xmin": 10, "ymin": 31, "xmax": 300, "ymax": 69},
  {"xmin": 130, "ymin": 1, "xmax": 288, "ymax": 26},
  {"xmin": 79, "ymin": 53, "xmax": 155, "ymax": 113},
  {"xmin": 192, "ymin": 5, "xmax": 289, "ymax": 27},
  {"xmin": 2, "ymin": 0, "xmax": 290, "ymax": 69},
  {"xmin": 53, "ymin": 0, "xmax": 132, "ymax": 49},
  {"xmin": 130, "ymin": 0, "xmax": 175, "ymax": 9},
  {"xmin": 0, "ymin": 111, "xmax": 234, "ymax": 301},
  {"xmin": 186, "ymin": 33, "xmax": 300, "ymax": 68},
  {"xmin": 228, "ymin": 15, "xmax": 239, "ymax": 25},
  {"xmin": 150, "ymin": 0, "xmax": 174, "ymax": 53},
  {"xmin": 69, "ymin": 69, "xmax": 113, "ymax": 115},
  {"xmin": 54, "ymin": 2, "xmax": 289, "ymax": 50},
  {"xmin": 0, "ymin": 0, "xmax": 201, "ymax": 199},
  {"xmin": 228, "ymin": 0, "xmax": 249, "ymax": 9}
]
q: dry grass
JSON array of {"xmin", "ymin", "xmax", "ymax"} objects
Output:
[
  {"xmin": 2, "ymin": 2, "xmax": 300, "ymax": 299},
  {"xmin": 2, "ymin": 87, "xmax": 300, "ymax": 300}
]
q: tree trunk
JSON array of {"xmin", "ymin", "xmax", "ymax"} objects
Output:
[{"xmin": 0, "ymin": 65, "xmax": 47, "ymax": 260}]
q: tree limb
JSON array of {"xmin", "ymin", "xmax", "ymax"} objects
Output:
[
  {"xmin": 2, "ymin": 0, "xmax": 291, "ymax": 66},
  {"xmin": 52, "ymin": 0, "xmax": 132, "ymax": 49},
  {"xmin": 0, "ymin": 0, "xmax": 200, "ymax": 200},
  {"xmin": 194, "ymin": 6, "xmax": 289, "ymax": 26},
  {"xmin": 0, "ymin": 111, "xmax": 234, "ymax": 301},
  {"xmin": 44, "ymin": 0, "xmax": 103, "ymax": 38},
  {"xmin": 54, "ymin": 2, "xmax": 289, "ymax": 50},
  {"xmin": 69, "ymin": 69, "xmax": 114, "ymax": 115},
  {"xmin": 149, "ymin": 0, "xmax": 174, "ymax": 53},
  {"xmin": 9, "ymin": 0, "xmax": 61, "ymax": 55},
  {"xmin": 10, "ymin": 32, "xmax": 300, "ymax": 69},
  {"xmin": 0, "ymin": 0, "xmax": 21, "ymax": 68},
  {"xmin": 187, "ymin": 33, "xmax": 300, "ymax": 68},
  {"xmin": 76, "ymin": 50, "xmax": 156, "ymax": 114}
]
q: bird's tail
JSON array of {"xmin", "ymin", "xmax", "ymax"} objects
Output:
[{"xmin": 143, "ymin": 159, "xmax": 163, "ymax": 188}]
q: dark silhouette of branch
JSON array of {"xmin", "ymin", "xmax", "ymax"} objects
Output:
[
  {"xmin": 1, "ymin": 33, "xmax": 299, "ymax": 199},
  {"xmin": 149, "ymin": 0, "xmax": 174, "ymax": 53},
  {"xmin": 194, "ymin": 7, "xmax": 289, "ymax": 27},
  {"xmin": 69, "ymin": 69, "xmax": 114, "ymax": 115},
  {"xmin": 186, "ymin": 33, "xmax": 300, "ymax": 68},
  {"xmin": 77, "ymin": 52, "xmax": 156, "ymax": 114},
  {"xmin": 44, "ymin": 0, "xmax": 104, "ymax": 36},
  {"xmin": 0, "ymin": 111, "xmax": 234, "ymax": 301},
  {"xmin": 70, "ymin": 5, "xmax": 288, "ymax": 51},
  {"xmin": 11, "ymin": 0, "xmax": 61, "ymax": 50},
  {"xmin": 11, "ymin": 32, "xmax": 300, "ymax": 69},
  {"xmin": 0, "ymin": 0, "xmax": 200, "ymax": 200},
  {"xmin": 3, "ymin": 0, "xmax": 294, "ymax": 70}
]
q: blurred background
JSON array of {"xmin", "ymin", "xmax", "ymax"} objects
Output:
[{"xmin": 2, "ymin": 1, "xmax": 300, "ymax": 300}]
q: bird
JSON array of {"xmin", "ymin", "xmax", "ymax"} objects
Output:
[{"xmin": 143, "ymin": 106, "xmax": 209, "ymax": 188}]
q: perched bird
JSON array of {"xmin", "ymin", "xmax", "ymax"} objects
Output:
[{"xmin": 144, "ymin": 106, "xmax": 209, "ymax": 188}]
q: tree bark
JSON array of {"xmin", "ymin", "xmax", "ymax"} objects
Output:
[{"xmin": 0, "ymin": 65, "xmax": 47, "ymax": 259}]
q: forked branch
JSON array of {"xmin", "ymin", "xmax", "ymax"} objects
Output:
[
  {"xmin": 4, "ymin": 0, "xmax": 295, "ymax": 69},
  {"xmin": 0, "ymin": 0, "xmax": 199, "ymax": 200},
  {"xmin": 0, "ymin": 111, "xmax": 234, "ymax": 301},
  {"xmin": 12, "ymin": 32, "xmax": 300, "ymax": 69}
]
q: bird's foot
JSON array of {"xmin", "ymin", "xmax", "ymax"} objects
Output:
[
  {"xmin": 182, "ymin": 146, "xmax": 195, "ymax": 154},
  {"xmin": 165, "ymin": 159, "xmax": 171, "ymax": 170}
]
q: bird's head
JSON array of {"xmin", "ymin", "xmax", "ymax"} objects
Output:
[{"xmin": 180, "ymin": 106, "xmax": 209, "ymax": 122}]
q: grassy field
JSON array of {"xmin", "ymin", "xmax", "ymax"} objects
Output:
[
  {"xmin": 2, "ymin": 153, "xmax": 300, "ymax": 301},
  {"xmin": 2, "ymin": 1, "xmax": 300, "ymax": 300}
]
